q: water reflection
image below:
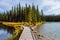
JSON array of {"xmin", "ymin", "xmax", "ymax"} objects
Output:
[{"xmin": 0, "ymin": 24, "xmax": 15, "ymax": 40}]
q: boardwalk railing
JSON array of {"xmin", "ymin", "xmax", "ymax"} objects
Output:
[{"xmin": 30, "ymin": 29, "xmax": 34, "ymax": 40}]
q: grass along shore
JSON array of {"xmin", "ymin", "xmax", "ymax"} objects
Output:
[
  {"xmin": 1, "ymin": 21, "xmax": 44, "ymax": 40},
  {"xmin": 2, "ymin": 21, "xmax": 44, "ymax": 26},
  {"xmin": 1, "ymin": 22, "xmax": 23, "ymax": 40}
]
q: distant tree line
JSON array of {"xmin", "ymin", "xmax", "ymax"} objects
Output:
[
  {"xmin": 0, "ymin": 3, "xmax": 43, "ymax": 22},
  {"xmin": 45, "ymin": 15, "xmax": 60, "ymax": 22}
]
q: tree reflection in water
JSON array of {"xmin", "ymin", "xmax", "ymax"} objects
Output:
[{"xmin": 0, "ymin": 23, "xmax": 15, "ymax": 34}]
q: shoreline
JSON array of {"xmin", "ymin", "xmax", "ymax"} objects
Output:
[
  {"xmin": 31, "ymin": 22, "xmax": 44, "ymax": 40},
  {"xmin": 1, "ymin": 21, "xmax": 44, "ymax": 40}
]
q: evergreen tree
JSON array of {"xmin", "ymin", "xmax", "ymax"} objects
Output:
[{"xmin": 0, "ymin": 3, "xmax": 42, "ymax": 22}]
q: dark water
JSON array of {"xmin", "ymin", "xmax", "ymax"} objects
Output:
[
  {"xmin": 0, "ymin": 24, "xmax": 14, "ymax": 40},
  {"xmin": 38, "ymin": 22, "xmax": 60, "ymax": 40}
]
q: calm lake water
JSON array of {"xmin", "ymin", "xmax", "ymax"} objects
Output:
[
  {"xmin": 0, "ymin": 29, "xmax": 12, "ymax": 40},
  {"xmin": 0, "ymin": 24, "xmax": 14, "ymax": 40},
  {"xmin": 38, "ymin": 22, "xmax": 60, "ymax": 40}
]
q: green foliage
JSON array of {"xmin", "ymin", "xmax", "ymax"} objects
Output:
[{"xmin": 0, "ymin": 3, "xmax": 42, "ymax": 22}]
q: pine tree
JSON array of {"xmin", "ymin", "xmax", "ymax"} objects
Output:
[{"xmin": 0, "ymin": 3, "xmax": 42, "ymax": 22}]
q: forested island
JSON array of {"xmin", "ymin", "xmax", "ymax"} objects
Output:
[
  {"xmin": 0, "ymin": 3, "xmax": 44, "ymax": 40},
  {"xmin": 0, "ymin": 3, "xmax": 43, "ymax": 22}
]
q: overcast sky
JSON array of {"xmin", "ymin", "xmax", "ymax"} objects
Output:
[{"xmin": 0, "ymin": 0, "xmax": 60, "ymax": 15}]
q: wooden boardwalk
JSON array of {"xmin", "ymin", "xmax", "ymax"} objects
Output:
[{"xmin": 19, "ymin": 26, "xmax": 34, "ymax": 40}]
